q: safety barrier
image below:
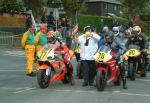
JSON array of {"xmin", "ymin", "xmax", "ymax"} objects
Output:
[{"xmin": 0, "ymin": 31, "xmax": 22, "ymax": 47}]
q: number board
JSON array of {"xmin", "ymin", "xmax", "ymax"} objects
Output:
[
  {"xmin": 127, "ymin": 49, "xmax": 140, "ymax": 57},
  {"xmin": 147, "ymin": 47, "xmax": 150, "ymax": 54},
  {"xmin": 96, "ymin": 52, "xmax": 107, "ymax": 61}
]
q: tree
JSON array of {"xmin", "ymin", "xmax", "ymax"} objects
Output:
[
  {"xmin": 22, "ymin": 0, "xmax": 44, "ymax": 17},
  {"xmin": 47, "ymin": 0, "xmax": 85, "ymax": 17},
  {"xmin": 1, "ymin": 0, "xmax": 22, "ymax": 13},
  {"xmin": 118, "ymin": 0, "xmax": 150, "ymax": 17},
  {"xmin": 61, "ymin": 0, "xmax": 85, "ymax": 17},
  {"xmin": 47, "ymin": 0, "xmax": 62, "ymax": 8}
]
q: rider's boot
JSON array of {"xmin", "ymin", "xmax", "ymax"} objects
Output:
[{"xmin": 122, "ymin": 77, "xmax": 128, "ymax": 89}]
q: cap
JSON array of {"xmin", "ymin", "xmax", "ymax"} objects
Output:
[
  {"xmin": 29, "ymin": 25, "xmax": 36, "ymax": 30},
  {"xmin": 40, "ymin": 25, "xmax": 48, "ymax": 31}
]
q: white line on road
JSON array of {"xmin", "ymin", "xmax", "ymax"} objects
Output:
[
  {"xmin": 0, "ymin": 64, "xmax": 25, "ymax": 68},
  {"xmin": 1, "ymin": 86, "xmax": 150, "ymax": 97},
  {"xmin": 1, "ymin": 87, "xmax": 23, "ymax": 90},
  {"xmin": 0, "ymin": 70, "xmax": 25, "ymax": 72},
  {"xmin": 118, "ymin": 92, "xmax": 150, "ymax": 97},
  {"xmin": 136, "ymin": 79, "xmax": 150, "ymax": 82},
  {"xmin": 45, "ymin": 89, "xmax": 150, "ymax": 97},
  {"xmin": 13, "ymin": 87, "xmax": 36, "ymax": 94}
]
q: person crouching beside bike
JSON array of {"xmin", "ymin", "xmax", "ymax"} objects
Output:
[
  {"xmin": 77, "ymin": 26, "xmax": 100, "ymax": 86},
  {"xmin": 98, "ymin": 32, "xmax": 128, "ymax": 89}
]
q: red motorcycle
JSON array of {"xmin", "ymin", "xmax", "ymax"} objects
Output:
[
  {"xmin": 36, "ymin": 44, "xmax": 74, "ymax": 89},
  {"xmin": 94, "ymin": 46, "xmax": 121, "ymax": 91}
]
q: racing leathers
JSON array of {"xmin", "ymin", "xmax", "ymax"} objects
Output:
[{"xmin": 98, "ymin": 37, "xmax": 128, "ymax": 89}]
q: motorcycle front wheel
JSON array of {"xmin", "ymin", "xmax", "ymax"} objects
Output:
[
  {"xmin": 96, "ymin": 70, "xmax": 106, "ymax": 91},
  {"xmin": 129, "ymin": 62, "xmax": 135, "ymax": 81},
  {"xmin": 37, "ymin": 69, "xmax": 50, "ymax": 89}
]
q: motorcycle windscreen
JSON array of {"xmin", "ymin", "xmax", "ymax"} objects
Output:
[{"xmin": 94, "ymin": 46, "xmax": 112, "ymax": 62}]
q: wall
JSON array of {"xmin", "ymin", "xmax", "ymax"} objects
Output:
[{"xmin": 0, "ymin": 13, "xmax": 26, "ymax": 26}]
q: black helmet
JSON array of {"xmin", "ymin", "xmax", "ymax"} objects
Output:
[{"xmin": 104, "ymin": 32, "xmax": 114, "ymax": 44}]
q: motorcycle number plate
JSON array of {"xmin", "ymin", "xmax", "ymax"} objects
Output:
[
  {"xmin": 46, "ymin": 69, "xmax": 50, "ymax": 76},
  {"xmin": 147, "ymin": 55, "xmax": 150, "ymax": 59},
  {"xmin": 147, "ymin": 47, "xmax": 150, "ymax": 54},
  {"xmin": 127, "ymin": 49, "xmax": 140, "ymax": 57},
  {"xmin": 96, "ymin": 52, "xmax": 107, "ymax": 61}
]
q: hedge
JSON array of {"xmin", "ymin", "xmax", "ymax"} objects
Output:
[
  {"xmin": 60, "ymin": 14, "xmax": 148, "ymax": 34},
  {"xmin": 60, "ymin": 14, "xmax": 128, "ymax": 32}
]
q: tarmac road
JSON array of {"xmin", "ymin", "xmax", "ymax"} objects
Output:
[{"xmin": 0, "ymin": 47, "xmax": 150, "ymax": 103}]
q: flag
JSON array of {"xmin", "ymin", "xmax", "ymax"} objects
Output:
[
  {"xmin": 72, "ymin": 15, "xmax": 78, "ymax": 36},
  {"xmin": 31, "ymin": 13, "xmax": 37, "ymax": 33}
]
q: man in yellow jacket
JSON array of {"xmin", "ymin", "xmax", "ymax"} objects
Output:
[
  {"xmin": 21, "ymin": 25, "xmax": 36, "ymax": 76},
  {"xmin": 35, "ymin": 25, "xmax": 48, "ymax": 72}
]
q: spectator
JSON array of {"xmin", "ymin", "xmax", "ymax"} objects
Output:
[
  {"xmin": 47, "ymin": 11, "xmax": 55, "ymax": 31},
  {"xmin": 41, "ymin": 12, "xmax": 46, "ymax": 23},
  {"xmin": 65, "ymin": 31, "xmax": 72, "ymax": 49},
  {"xmin": 100, "ymin": 26, "xmax": 113, "ymax": 39},
  {"xmin": 21, "ymin": 25, "xmax": 36, "ymax": 76},
  {"xmin": 98, "ymin": 19, "xmax": 104, "ymax": 33},
  {"xmin": 77, "ymin": 26, "xmax": 100, "ymax": 86},
  {"xmin": 25, "ymin": 15, "xmax": 33, "ymax": 30},
  {"xmin": 65, "ymin": 16, "xmax": 70, "ymax": 31}
]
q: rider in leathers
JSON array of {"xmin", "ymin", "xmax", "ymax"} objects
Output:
[
  {"xmin": 98, "ymin": 32, "xmax": 128, "ymax": 89},
  {"xmin": 126, "ymin": 26, "xmax": 147, "ymax": 76},
  {"xmin": 47, "ymin": 31, "xmax": 74, "ymax": 85}
]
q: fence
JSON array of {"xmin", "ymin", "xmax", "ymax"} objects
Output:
[{"xmin": 0, "ymin": 31, "xmax": 22, "ymax": 47}]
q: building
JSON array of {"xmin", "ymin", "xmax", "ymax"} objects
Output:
[{"xmin": 85, "ymin": 0, "xmax": 121, "ymax": 16}]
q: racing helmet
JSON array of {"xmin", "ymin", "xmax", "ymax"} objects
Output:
[
  {"xmin": 112, "ymin": 27, "xmax": 119, "ymax": 36},
  {"xmin": 124, "ymin": 29, "xmax": 131, "ymax": 36},
  {"xmin": 47, "ymin": 31, "xmax": 56, "ymax": 42},
  {"xmin": 132, "ymin": 26, "xmax": 141, "ymax": 35}
]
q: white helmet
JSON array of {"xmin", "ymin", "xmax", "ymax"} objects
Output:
[
  {"xmin": 112, "ymin": 27, "xmax": 119, "ymax": 36},
  {"xmin": 124, "ymin": 29, "xmax": 131, "ymax": 36},
  {"xmin": 102, "ymin": 26, "xmax": 109, "ymax": 32},
  {"xmin": 132, "ymin": 26, "xmax": 141, "ymax": 35}
]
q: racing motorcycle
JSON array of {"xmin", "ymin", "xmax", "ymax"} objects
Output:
[
  {"xmin": 36, "ymin": 44, "xmax": 74, "ymax": 89},
  {"xmin": 124, "ymin": 44, "xmax": 146, "ymax": 81},
  {"xmin": 94, "ymin": 46, "xmax": 121, "ymax": 91}
]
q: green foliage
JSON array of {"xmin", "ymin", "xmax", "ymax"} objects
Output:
[
  {"xmin": 60, "ymin": 14, "xmax": 149, "ymax": 34},
  {"xmin": 61, "ymin": 0, "xmax": 85, "ymax": 17},
  {"xmin": 47, "ymin": 0, "xmax": 62, "ymax": 8},
  {"xmin": 118, "ymin": 0, "xmax": 150, "ymax": 16},
  {"xmin": 1, "ymin": 0, "xmax": 22, "ymax": 13},
  {"xmin": 22, "ymin": 0, "xmax": 43, "ymax": 17},
  {"xmin": 60, "ymin": 14, "xmax": 129, "ymax": 32},
  {"xmin": 78, "ymin": 15, "xmax": 129, "ymax": 32}
]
